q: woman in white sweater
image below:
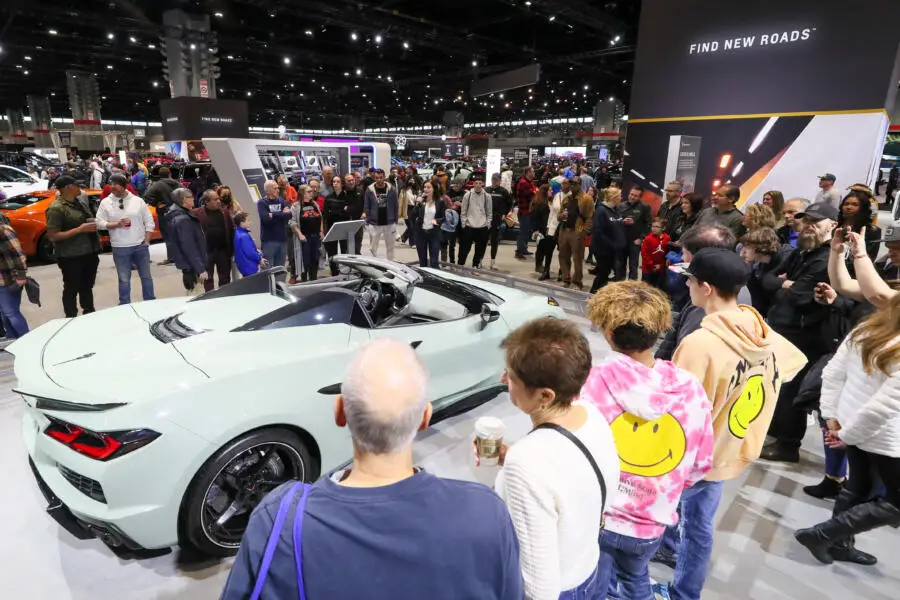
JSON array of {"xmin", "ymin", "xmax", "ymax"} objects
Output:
[
  {"xmin": 493, "ymin": 317, "xmax": 619, "ymax": 600},
  {"xmin": 795, "ymin": 280, "xmax": 900, "ymax": 565}
]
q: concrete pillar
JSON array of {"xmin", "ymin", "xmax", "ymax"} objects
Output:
[
  {"xmin": 161, "ymin": 9, "xmax": 219, "ymax": 99},
  {"xmin": 593, "ymin": 98, "xmax": 626, "ymax": 134},
  {"xmin": 26, "ymin": 96, "xmax": 54, "ymax": 148},
  {"xmin": 66, "ymin": 70, "xmax": 103, "ymax": 151},
  {"xmin": 6, "ymin": 109, "xmax": 27, "ymax": 144}
]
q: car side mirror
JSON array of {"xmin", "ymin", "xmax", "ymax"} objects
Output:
[{"xmin": 480, "ymin": 303, "xmax": 500, "ymax": 330}]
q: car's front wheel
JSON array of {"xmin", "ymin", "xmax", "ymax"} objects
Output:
[{"xmin": 180, "ymin": 428, "xmax": 318, "ymax": 557}]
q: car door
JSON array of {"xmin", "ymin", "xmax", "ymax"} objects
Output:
[
  {"xmin": 355, "ymin": 308, "xmax": 509, "ymax": 411},
  {"xmin": 0, "ymin": 166, "xmax": 44, "ymax": 197}
]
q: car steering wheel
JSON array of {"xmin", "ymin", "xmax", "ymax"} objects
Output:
[{"xmin": 358, "ymin": 279, "xmax": 384, "ymax": 314}]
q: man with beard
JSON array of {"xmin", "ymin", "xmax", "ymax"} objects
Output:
[
  {"xmin": 760, "ymin": 202, "xmax": 838, "ymax": 463},
  {"xmin": 658, "ymin": 181, "xmax": 683, "ymax": 224}
]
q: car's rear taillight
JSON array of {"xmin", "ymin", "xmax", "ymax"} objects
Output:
[{"xmin": 44, "ymin": 416, "xmax": 159, "ymax": 461}]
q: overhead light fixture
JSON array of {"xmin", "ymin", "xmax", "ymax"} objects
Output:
[
  {"xmin": 344, "ymin": 71, "xmax": 350, "ymax": 77},
  {"xmin": 24, "ymin": 55, "xmax": 31, "ymax": 60},
  {"xmin": 107, "ymin": 33, "xmax": 114, "ymax": 40},
  {"xmin": 471, "ymin": 60, "xmax": 478, "ymax": 67},
  {"xmin": 549, "ymin": 15, "xmax": 556, "ymax": 22},
  {"xmin": 246, "ymin": 91, "xmax": 252, "ymax": 97},
  {"xmin": 48, "ymin": 29, "xmax": 58, "ymax": 36},
  {"xmin": 23, "ymin": 70, "xmax": 29, "ymax": 75},
  {"xmin": 403, "ymin": 41, "xmax": 409, "ymax": 49},
  {"xmin": 719, "ymin": 154, "xmax": 732, "ymax": 169},
  {"xmin": 283, "ymin": 56, "xmax": 291, "ymax": 65},
  {"xmin": 615, "ymin": 35, "xmax": 621, "ymax": 42},
  {"xmin": 374, "ymin": 34, "xmax": 382, "ymax": 43},
  {"xmin": 106, "ymin": 64, "xmax": 113, "ymax": 69},
  {"xmin": 305, "ymin": 30, "xmax": 313, "ymax": 36},
  {"xmin": 148, "ymin": 43, "xmax": 156, "ymax": 49},
  {"xmin": 190, "ymin": 43, "xmax": 197, "ymax": 50},
  {"xmin": 152, "ymin": 81, "xmax": 159, "ymax": 87},
  {"xmin": 214, "ymin": 11, "xmax": 224, "ymax": 18},
  {"xmin": 610, "ymin": 40, "xmax": 616, "ymax": 46},
  {"xmin": 583, "ymin": 84, "xmax": 588, "ymax": 90},
  {"xmin": 129, "ymin": 36, "xmax": 137, "ymax": 43},
  {"xmin": 351, "ymin": 32, "xmax": 358, "ymax": 41},
  {"xmin": 608, "ymin": 96, "xmax": 614, "ymax": 101},
  {"xmin": 227, "ymin": 55, "xmax": 234, "ymax": 59},
  {"xmin": 50, "ymin": 92, "xmax": 55, "ymax": 96},
  {"xmin": 355, "ymin": 68, "xmax": 362, "ymax": 75}
]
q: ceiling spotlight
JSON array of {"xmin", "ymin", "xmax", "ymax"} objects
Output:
[
  {"xmin": 355, "ymin": 68, "xmax": 362, "ymax": 75},
  {"xmin": 403, "ymin": 41, "xmax": 410, "ymax": 49},
  {"xmin": 471, "ymin": 60, "xmax": 478, "ymax": 67},
  {"xmin": 23, "ymin": 70, "xmax": 29, "ymax": 75},
  {"xmin": 246, "ymin": 91, "xmax": 252, "ymax": 97},
  {"xmin": 387, "ymin": 75, "xmax": 392, "ymax": 82},
  {"xmin": 583, "ymin": 84, "xmax": 589, "ymax": 90},
  {"xmin": 608, "ymin": 96, "xmax": 614, "ymax": 101},
  {"xmin": 227, "ymin": 55, "xmax": 234, "ymax": 59},
  {"xmin": 106, "ymin": 64, "xmax": 114, "ymax": 69},
  {"xmin": 107, "ymin": 33, "xmax": 114, "ymax": 40},
  {"xmin": 24, "ymin": 55, "xmax": 31, "ymax": 61},
  {"xmin": 344, "ymin": 71, "xmax": 350, "ymax": 77},
  {"xmin": 304, "ymin": 30, "xmax": 313, "ymax": 36},
  {"xmin": 610, "ymin": 39, "xmax": 616, "ymax": 46},
  {"xmin": 614, "ymin": 35, "xmax": 621, "ymax": 42},
  {"xmin": 549, "ymin": 15, "xmax": 556, "ymax": 22},
  {"xmin": 148, "ymin": 43, "xmax": 156, "ymax": 49},
  {"xmin": 48, "ymin": 29, "xmax": 58, "ymax": 36},
  {"xmin": 50, "ymin": 92, "xmax": 55, "ymax": 96},
  {"xmin": 525, "ymin": 0, "xmax": 531, "ymax": 4},
  {"xmin": 374, "ymin": 34, "xmax": 382, "ymax": 43},
  {"xmin": 214, "ymin": 11, "xmax": 224, "ymax": 18},
  {"xmin": 129, "ymin": 36, "xmax": 137, "ymax": 43},
  {"xmin": 283, "ymin": 57, "xmax": 291, "ymax": 65},
  {"xmin": 351, "ymin": 32, "xmax": 358, "ymax": 41},
  {"xmin": 190, "ymin": 43, "xmax": 197, "ymax": 50}
]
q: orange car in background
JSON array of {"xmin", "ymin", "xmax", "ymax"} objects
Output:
[{"xmin": 0, "ymin": 189, "xmax": 162, "ymax": 262}]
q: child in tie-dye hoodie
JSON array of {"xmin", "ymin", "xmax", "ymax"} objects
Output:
[{"xmin": 580, "ymin": 282, "xmax": 714, "ymax": 599}]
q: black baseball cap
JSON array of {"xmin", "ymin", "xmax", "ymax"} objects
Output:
[
  {"xmin": 109, "ymin": 173, "xmax": 128, "ymax": 186},
  {"xmin": 877, "ymin": 224, "xmax": 900, "ymax": 244},
  {"xmin": 55, "ymin": 175, "xmax": 78, "ymax": 189},
  {"xmin": 685, "ymin": 247, "xmax": 750, "ymax": 291},
  {"xmin": 795, "ymin": 202, "xmax": 839, "ymax": 222}
]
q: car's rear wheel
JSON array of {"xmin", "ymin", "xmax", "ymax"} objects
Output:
[
  {"xmin": 180, "ymin": 428, "xmax": 318, "ymax": 557},
  {"xmin": 36, "ymin": 233, "xmax": 55, "ymax": 263}
]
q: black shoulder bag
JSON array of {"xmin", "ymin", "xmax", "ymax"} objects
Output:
[{"xmin": 532, "ymin": 422, "xmax": 608, "ymax": 522}]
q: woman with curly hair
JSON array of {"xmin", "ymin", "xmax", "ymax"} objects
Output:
[
  {"xmin": 838, "ymin": 187, "xmax": 881, "ymax": 261},
  {"xmin": 742, "ymin": 203, "xmax": 777, "ymax": 232}
]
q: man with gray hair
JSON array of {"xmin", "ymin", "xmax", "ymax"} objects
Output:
[
  {"xmin": 258, "ymin": 180, "xmax": 292, "ymax": 267},
  {"xmin": 167, "ymin": 187, "xmax": 208, "ymax": 292},
  {"xmin": 221, "ymin": 339, "xmax": 524, "ymax": 600},
  {"xmin": 658, "ymin": 181, "xmax": 684, "ymax": 223}
]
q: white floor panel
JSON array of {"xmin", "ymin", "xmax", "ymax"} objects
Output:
[{"xmin": 2, "ymin": 323, "xmax": 900, "ymax": 600}]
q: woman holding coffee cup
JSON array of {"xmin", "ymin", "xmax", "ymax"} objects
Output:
[{"xmin": 488, "ymin": 317, "xmax": 619, "ymax": 600}]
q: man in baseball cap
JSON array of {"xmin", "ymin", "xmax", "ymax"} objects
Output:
[
  {"xmin": 661, "ymin": 247, "xmax": 806, "ymax": 600},
  {"xmin": 794, "ymin": 201, "xmax": 840, "ymax": 223},
  {"xmin": 816, "ymin": 173, "xmax": 841, "ymax": 209},
  {"xmin": 874, "ymin": 224, "xmax": 900, "ymax": 282}
]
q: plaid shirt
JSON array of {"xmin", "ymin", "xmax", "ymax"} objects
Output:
[{"xmin": 0, "ymin": 224, "xmax": 27, "ymax": 287}]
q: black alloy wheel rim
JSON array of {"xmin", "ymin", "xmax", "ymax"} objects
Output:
[{"xmin": 200, "ymin": 441, "xmax": 305, "ymax": 548}]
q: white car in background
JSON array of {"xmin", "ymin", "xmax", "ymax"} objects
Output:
[
  {"xmin": 12, "ymin": 257, "xmax": 565, "ymax": 557},
  {"xmin": 0, "ymin": 165, "xmax": 48, "ymax": 198}
]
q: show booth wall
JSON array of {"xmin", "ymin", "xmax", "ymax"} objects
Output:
[
  {"xmin": 203, "ymin": 138, "xmax": 390, "ymax": 243},
  {"xmin": 623, "ymin": 0, "xmax": 900, "ymax": 207}
]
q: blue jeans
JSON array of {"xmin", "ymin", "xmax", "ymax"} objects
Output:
[
  {"xmin": 416, "ymin": 227, "xmax": 441, "ymax": 268},
  {"xmin": 558, "ymin": 562, "xmax": 603, "ymax": 600},
  {"xmin": 823, "ymin": 428, "xmax": 848, "ymax": 479},
  {"xmin": 0, "ymin": 284, "xmax": 29, "ymax": 338},
  {"xmin": 516, "ymin": 213, "xmax": 533, "ymax": 255},
  {"xmin": 111, "ymin": 244, "xmax": 154, "ymax": 305},
  {"xmin": 597, "ymin": 530, "xmax": 663, "ymax": 600},
  {"xmin": 660, "ymin": 480, "xmax": 724, "ymax": 600},
  {"xmin": 262, "ymin": 240, "xmax": 287, "ymax": 268},
  {"xmin": 299, "ymin": 234, "xmax": 321, "ymax": 278}
]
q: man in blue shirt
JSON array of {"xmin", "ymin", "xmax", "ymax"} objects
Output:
[
  {"xmin": 220, "ymin": 339, "xmax": 524, "ymax": 600},
  {"xmin": 257, "ymin": 180, "xmax": 292, "ymax": 267}
]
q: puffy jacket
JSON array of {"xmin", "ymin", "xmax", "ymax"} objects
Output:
[
  {"xmin": 166, "ymin": 204, "xmax": 208, "ymax": 274},
  {"xmin": 234, "ymin": 227, "xmax": 262, "ymax": 276}
]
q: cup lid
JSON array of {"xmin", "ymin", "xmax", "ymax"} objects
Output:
[{"xmin": 475, "ymin": 416, "xmax": 505, "ymax": 438}]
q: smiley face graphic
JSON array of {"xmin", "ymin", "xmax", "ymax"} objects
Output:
[
  {"xmin": 728, "ymin": 375, "xmax": 766, "ymax": 439},
  {"xmin": 610, "ymin": 412, "xmax": 687, "ymax": 477}
]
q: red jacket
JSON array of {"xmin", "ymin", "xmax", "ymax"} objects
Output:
[
  {"xmin": 641, "ymin": 232, "xmax": 671, "ymax": 274},
  {"xmin": 516, "ymin": 177, "xmax": 536, "ymax": 216}
]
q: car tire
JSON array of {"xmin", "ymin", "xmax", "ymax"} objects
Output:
[
  {"xmin": 179, "ymin": 427, "xmax": 318, "ymax": 557},
  {"xmin": 36, "ymin": 233, "xmax": 55, "ymax": 263}
]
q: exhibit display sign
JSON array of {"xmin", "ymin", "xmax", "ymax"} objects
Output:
[
  {"xmin": 544, "ymin": 146, "xmax": 586, "ymax": 158},
  {"xmin": 441, "ymin": 142, "xmax": 466, "ymax": 157},
  {"xmin": 160, "ymin": 97, "xmax": 249, "ymax": 140},
  {"xmin": 486, "ymin": 149, "xmax": 502, "ymax": 183},
  {"xmin": 624, "ymin": 0, "xmax": 900, "ymax": 203}
]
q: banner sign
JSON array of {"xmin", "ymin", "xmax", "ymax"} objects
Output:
[{"xmin": 159, "ymin": 97, "xmax": 249, "ymax": 140}]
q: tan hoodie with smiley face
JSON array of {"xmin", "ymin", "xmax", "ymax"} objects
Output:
[{"xmin": 672, "ymin": 305, "xmax": 807, "ymax": 481}]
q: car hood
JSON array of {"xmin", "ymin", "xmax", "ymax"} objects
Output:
[{"xmin": 132, "ymin": 294, "xmax": 291, "ymax": 332}]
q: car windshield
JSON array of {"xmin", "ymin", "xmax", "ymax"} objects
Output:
[
  {"xmin": 0, "ymin": 193, "xmax": 46, "ymax": 209},
  {"xmin": 410, "ymin": 267, "xmax": 503, "ymax": 310}
]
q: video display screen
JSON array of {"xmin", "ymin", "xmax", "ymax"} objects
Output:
[
  {"xmin": 256, "ymin": 145, "xmax": 349, "ymax": 188},
  {"xmin": 160, "ymin": 98, "xmax": 250, "ymax": 140},
  {"xmin": 631, "ymin": 0, "xmax": 900, "ymax": 120}
]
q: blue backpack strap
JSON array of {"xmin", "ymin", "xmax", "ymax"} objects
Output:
[
  {"xmin": 249, "ymin": 481, "xmax": 304, "ymax": 600},
  {"xmin": 292, "ymin": 483, "xmax": 313, "ymax": 600}
]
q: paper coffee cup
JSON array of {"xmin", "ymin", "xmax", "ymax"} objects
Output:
[{"xmin": 475, "ymin": 416, "xmax": 505, "ymax": 467}]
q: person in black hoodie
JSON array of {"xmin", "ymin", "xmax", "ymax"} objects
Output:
[
  {"xmin": 323, "ymin": 175, "xmax": 351, "ymax": 275},
  {"xmin": 144, "ymin": 166, "xmax": 182, "ymax": 265},
  {"xmin": 739, "ymin": 227, "xmax": 793, "ymax": 318},
  {"xmin": 761, "ymin": 202, "xmax": 837, "ymax": 463},
  {"xmin": 343, "ymin": 173, "xmax": 365, "ymax": 254},
  {"xmin": 589, "ymin": 188, "xmax": 626, "ymax": 292},
  {"xmin": 616, "ymin": 185, "xmax": 652, "ymax": 280}
]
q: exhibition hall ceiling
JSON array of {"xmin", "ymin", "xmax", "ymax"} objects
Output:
[{"xmin": 0, "ymin": 0, "xmax": 639, "ymax": 127}]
